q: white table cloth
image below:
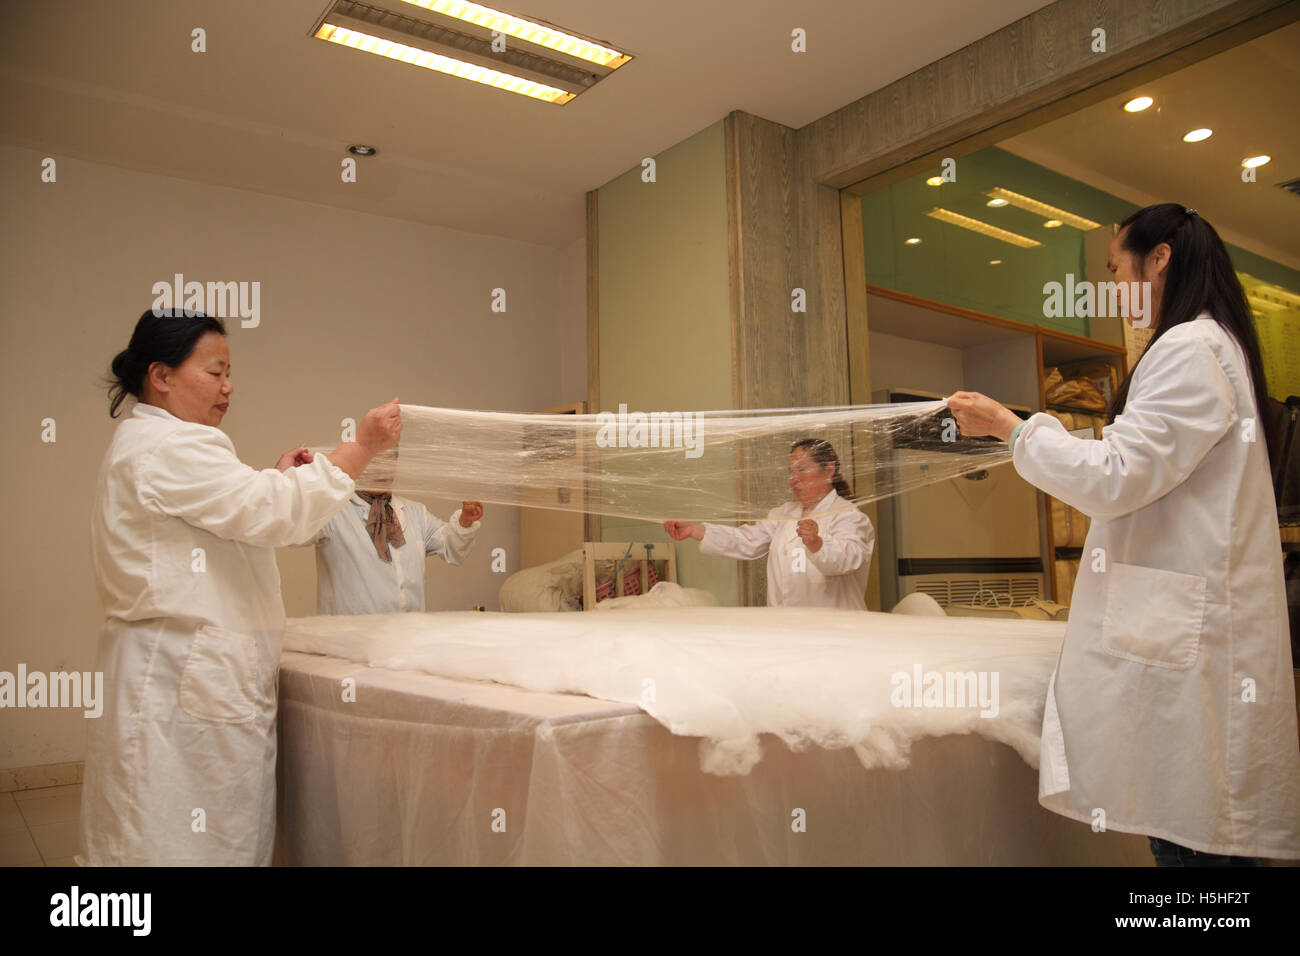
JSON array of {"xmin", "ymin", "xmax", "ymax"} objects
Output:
[{"xmin": 274, "ymin": 608, "xmax": 1151, "ymax": 865}]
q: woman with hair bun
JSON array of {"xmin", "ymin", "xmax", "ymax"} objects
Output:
[
  {"xmin": 82, "ymin": 308, "xmax": 402, "ymax": 866},
  {"xmin": 664, "ymin": 437, "xmax": 874, "ymax": 609},
  {"xmin": 948, "ymin": 203, "xmax": 1300, "ymax": 864}
]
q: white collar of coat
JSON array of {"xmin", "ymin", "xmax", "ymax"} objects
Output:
[
  {"xmin": 131, "ymin": 402, "xmax": 181, "ymax": 422},
  {"xmin": 788, "ymin": 489, "xmax": 839, "ymax": 515},
  {"xmin": 810, "ymin": 488, "xmax": 839, "ymax": 513}
]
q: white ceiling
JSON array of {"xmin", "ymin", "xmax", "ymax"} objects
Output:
[
  {"xmin": 1002, "ymin": 20, "xmax": 1300, "ymax": 272},
  {"xmin": 0, "ymin": 0, "xmax": 1051, "ymax": 247}
]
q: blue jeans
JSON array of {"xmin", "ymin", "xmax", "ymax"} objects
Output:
[{"xmin": 1148, "ymin": 837, "xmax": 1264, "ymax": 867}]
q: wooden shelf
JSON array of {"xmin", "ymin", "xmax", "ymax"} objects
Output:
[
  {"xmin": 863, "ymin": 284, "xmax": 1130, "ymax": 605},
  {"xmin": 1047, "ymin": 403, "xmax": 1108, "ymax": 415}
]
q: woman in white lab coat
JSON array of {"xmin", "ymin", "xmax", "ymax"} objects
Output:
[
  {"xmin": 81, "ymin": 309, "xmax": 401, "ymax": 866},
  {"xmin": 948, "ymin": 203, "xmax": 1300, "ymax": 864},
  {"xmin": 664, "ymin": 438, "xmax": 874, "ymax": 608}
]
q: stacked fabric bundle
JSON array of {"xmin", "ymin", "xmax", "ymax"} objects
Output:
[
  {"xmin": 1044, "ymin": 361, "xmax": 1119, "ymax": 413},
  {"xmin": 1054, "ymin": 557, "xmax": 1081, "ymax": 602}
]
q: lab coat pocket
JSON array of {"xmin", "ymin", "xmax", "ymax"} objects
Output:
[
  {"xmin": 179, "ymin": 624, "xmax": 259, "ymax": 723},
  {"xmin": 1101, "ymin": 562, "xmax": 1205, "ymax": 669}
]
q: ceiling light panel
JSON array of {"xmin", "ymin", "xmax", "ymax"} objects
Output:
[
  {"xmin": 398, "ymin": 0, "xmax": 630, "ymax": 69},
  {"xmin": 311, "ymin": 0, "xmax": 632, "ymax": 104},
  {"xmin": 924, "ymin": 208, "xmax": 1043, "ymax": 248},
  {"xmin": 982, "ymin": 187, "xmax": 1102, "ymax": 230},
  {"xmin": 316, "ymin": 23, "xmax": 574, "ymax": 102}
]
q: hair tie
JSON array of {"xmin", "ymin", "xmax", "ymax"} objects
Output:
[{"xmin": 1185, "ymin": 207, "xmax": 1197, "ymax": 216}]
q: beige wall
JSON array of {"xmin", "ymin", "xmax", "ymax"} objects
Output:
[
  {"xmin": 596, "ymin": 121, "xmax": 738, "ymax": 605},
  {"xmin": 867, "ymin": 333, "xmax": 966, "ymax": 398},
  {"xmin": 0, "ymin": 145, "xmax": 584, "ymax": 769}
]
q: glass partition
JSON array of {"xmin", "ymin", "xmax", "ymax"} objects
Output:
[{"xmin": 858, "ymin": 19, "xmax": 1300, "ymax": 400}]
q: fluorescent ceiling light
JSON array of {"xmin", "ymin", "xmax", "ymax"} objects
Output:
[
  {"xmin": 924, "ymin": 208, "xmax": 1042, "ymax": 248},
  {"xmin": 1182, "ymin": 128, "xmax": 1212, "ymax": 142},
  {"xmin": 1247, "ymin": 295, "xmax": 1288, "ymax": 313},
  {"xmin": 1242, "ymin": 274, "xmax": 1300, "ymax": 317},
  {"xmin": 398, "ymin": 0, "xmax": 630, "ymax": 68},
  {"xmin": 316, "ymin": 23, "xmax": 574, "ymax": 102},
  {"xmin": 1123, "ymin": 96, "xmax": 1153, "ymax": 112},
  {"xmin": 983, "ymin": 187, "xmax": 1102, "ymax": 230},
  {"xmin": 311, "ymin": 1, "xmax": 632, "ymax": 104},
  {"xmin": 1251, "ymin": 283, "xmax": 1300, "ymax": 307}
]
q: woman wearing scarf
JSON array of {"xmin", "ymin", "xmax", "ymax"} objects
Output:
[{"xmin": 310, "ymin": 483, "xmax": 483, "ymax": 614}]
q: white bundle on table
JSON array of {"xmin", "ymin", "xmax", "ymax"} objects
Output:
[{"xmin": 285, "ymin": 607, "xmax": 1064, "ymax": 776}]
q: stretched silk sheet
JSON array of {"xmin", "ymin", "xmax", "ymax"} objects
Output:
[
  {"xmin": 344, "ymin": 401, "xmax": 1010, "ymax": 523},
  {"xmin": 283, "ymin": 608, "xmax": 1064, "ymax": 776}
]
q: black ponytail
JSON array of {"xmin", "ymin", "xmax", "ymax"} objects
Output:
[
  {"xmin": 107, "ymin": 309, "xmax": 227, "ymax": 417},
  {"xmin": 790, "ymin": 438, "xmax": 852, "ymax": 498},
  {"xmin": 1109, "ymin": 203, "xmax": 1275, "ymax": 453}
]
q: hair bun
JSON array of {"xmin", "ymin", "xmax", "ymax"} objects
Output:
[{"xmin": 110, "ymin": 347, "xmax": 136, "ymax": 376}]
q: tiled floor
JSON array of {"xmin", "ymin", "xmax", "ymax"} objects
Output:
[{"xmin": 0, "ymin": 785, "xmax": 81, "ymax": 866}]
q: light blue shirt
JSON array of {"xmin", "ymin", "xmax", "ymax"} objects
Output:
[{"xmin": 312, "ymin": 495, "xmax": 480, "ymax": 614}]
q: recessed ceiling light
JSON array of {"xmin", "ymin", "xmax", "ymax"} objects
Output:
[
  {"xmin": 986, "ymin": 198, "xmax": 1008, "ymax": 207},
  {"xmin": 316, "ymin": 24, "xmax": 575, "ymax": 102},
  {"xmin": 347, "ymin": 144, "xmax": 378, "ymax": 156},
  {"xmin": 1043, "ymin": 219, "xmax": 1063, "ymax": 228},
  {"xmin": 398, "ymin": 0, "xmax": 630, "ymax": 68},
  {"xmin": 1242, "ymin": 155, "xmax": 1271, "ymax": 168},
  {"xmin": 311, "ymin": 1, "xmax": 631, "ymax": 105},
  {"xmin": 1244, "ymin": 280, "xmax": 1300, "ymax": 311},
  {"xmin": 1183, "ymin": 128, "xmax": 1213, "ymax": 143},
  {"xmin": 989, "ymin": 259, "xmax": 1002, "ymax": 265},
  {"xmin": 982, "ymin": 187, "xmax": 1102, "ymax": 230},
  {"xmin": 905, "ymin": 237, "xmax": 923, "ymax": 245},
  {"xmin": 924, "ymin": 208, "xmax": 1042, "ymax": 248},
  {"xmin": 925, "ymin": 177, "xmax": 943, "ymax": 187},
  {"xmin": 1123, "ymin": 96, "xmax": 1153, "ymax": 112}
]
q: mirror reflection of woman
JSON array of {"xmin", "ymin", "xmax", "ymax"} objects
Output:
[
  {"xmin": 664, "ymin": 438, "xmax": 874, "ymax": 609},
  {"xmin": 308, "ymin": 447, "xmax": 485, "ymax": 614}
]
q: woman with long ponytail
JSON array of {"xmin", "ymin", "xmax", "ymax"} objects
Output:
[{"xmin": 948, "ymin": 203, "xmax": 1299, "ymax": 865}]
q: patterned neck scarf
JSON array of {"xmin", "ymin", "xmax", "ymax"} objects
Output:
[{"xmin": 357, "ymin": 492, "xmax": 405, "ymax": 563}]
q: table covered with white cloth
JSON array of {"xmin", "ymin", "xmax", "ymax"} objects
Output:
[{"xmin": 273, "ymin": 607, "xmax": 1150, "ymax": 865}]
